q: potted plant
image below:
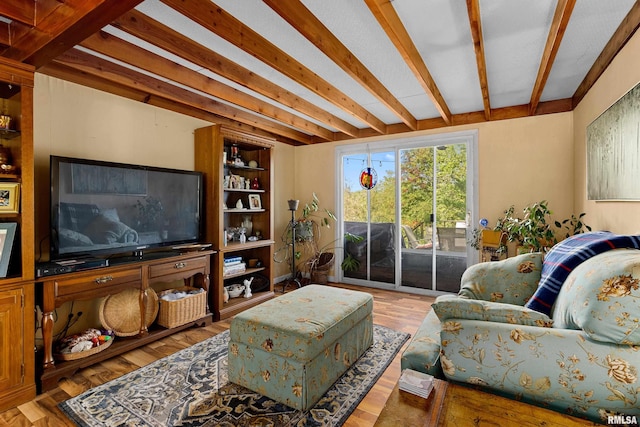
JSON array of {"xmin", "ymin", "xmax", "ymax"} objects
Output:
[
  {"xmin": 284, "ymin": 193, "xmax": 363, "ymax": 284},
  {"xmin": 492, "ymin": 201, "xmax": 591, "ymax": 255},
  {"xmin": 294, "ymin": 193, "xmax": 336, "ymax": 243},
  {"xmin": 307, "ymin": 232, "xmax": 363, "ymax": 284}
]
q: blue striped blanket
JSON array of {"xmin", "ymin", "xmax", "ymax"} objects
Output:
[{"xmin": 525, "ymin": 231, "xmax": 640, "ymax": 315}]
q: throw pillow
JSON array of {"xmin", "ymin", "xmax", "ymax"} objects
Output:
[{"xmin": 551, "ymin": 249, "xmax": 640, "ymax": 345}]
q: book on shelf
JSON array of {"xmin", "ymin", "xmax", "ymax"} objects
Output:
[
  {"xmin": 224, "ymin": 256, "xmax": 243, "ymax": 266},
  {"xmin": 398, "ymin": 369, "xmax": 434, "ymax": 398},
  {"xmin": 223, "ymin": 262, "xmax": 246, "ymax": 276}
]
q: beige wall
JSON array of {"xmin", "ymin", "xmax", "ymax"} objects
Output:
[{"xmin": 573, "ymin": 30, "xmax": 640, "ymax": 233}]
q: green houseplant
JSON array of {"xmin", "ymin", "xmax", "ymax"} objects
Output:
[
  {"xmin": 276, "ymin": 193, "xmax": 363, "ymax": 284},
  {"xmin": 493, "ymin": 200, "xmax": 591, "ymax": 255}
]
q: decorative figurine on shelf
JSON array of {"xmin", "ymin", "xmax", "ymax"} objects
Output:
[
  {"xmin": 251, "ymin": 177, "xmax": 260, "ymax": 189},
  {"xmin": 223, "ymin": 286, "xmax": 230, "ymax": 303},
  {"xmin": 0, "ymin": 114, "xmax": 11, "ymax": 130},
  {"xmin": 236, "ymin": 199, "xmax": 244, "ymax": 209},
  {"xmin": 239, "ymin": 227, "xmax": 247, "ymax": 244},
  {"xmin": 244, "ymin": 277, "xmax": 254, "ymax": 298}
]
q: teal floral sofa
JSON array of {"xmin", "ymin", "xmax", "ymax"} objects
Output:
[{"xmin": 402, "ymin": 242, "xmax": 640, "ymax": 424}]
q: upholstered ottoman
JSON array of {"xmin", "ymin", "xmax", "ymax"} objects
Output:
[{"xmin": 228, "ymin": 285, "xmax": 374, "ymax": 410}]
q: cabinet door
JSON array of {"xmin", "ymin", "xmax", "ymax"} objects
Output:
[{"xmin": 0, "ymin": 288, "xmax": 23, "ymax": 390}]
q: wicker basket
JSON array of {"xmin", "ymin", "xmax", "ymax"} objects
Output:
[
  {"xmin": 55, "ymin": 338, "xmax": 113, "ymax": 361},
  {"xmin": 99, "ymin": 288, "xmax": 159, "ymax": 337},
  {"xmin": 157, "ymin": 287, "xmax": 207, "ymax": 328}
]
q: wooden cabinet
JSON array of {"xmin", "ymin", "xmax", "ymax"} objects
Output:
[
  {"xmin": 38, "ymin": 251, "xmax": 213, "ymax": 391},
  {"xmin": 194, "ymin": 125, "xmax": 275, "ymax": 320},
  {"xmin": 0, "ymin": 58, "xmax": 35, "ymax": 411}
]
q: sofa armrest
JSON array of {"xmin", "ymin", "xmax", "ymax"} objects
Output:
[
  {"xmin": 433, "ymin": 295, "xmax": 553, "ymax": 327},
  {"xmin": 458, "ymin": 252, "xmax": 543, "ymax": 305},
  {"xmin": 400, "ymin": 310, "xmax": 443, "ymax": 378}
]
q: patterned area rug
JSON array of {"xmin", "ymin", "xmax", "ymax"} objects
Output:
[{"xmin": 59, "ymin": 324, "xmax": 409, "ymax": 426}]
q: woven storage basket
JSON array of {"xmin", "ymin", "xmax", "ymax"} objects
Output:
[
  {"xmin": 99, "ymin": 288, "xmax": 159, "ymax": 337},
  {"xmin": 157, "ymin": 286, "xmax": 207, "ymax": 328},
  {"xmin": 55, "ymin": 338, "xmax": 113, "ymax": 361}
]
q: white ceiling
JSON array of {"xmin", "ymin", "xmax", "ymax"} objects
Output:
[
  {"xmin": 2, "ymin": 0, "xmax": 636, "ymax": 144},
  {"xmin": 129, "ymin": 0, "xmax": 635, "ymax": 132}
]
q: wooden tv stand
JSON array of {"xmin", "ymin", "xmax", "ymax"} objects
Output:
[{"xmin": 37, "ymin": 250, "xmax": 213, "ymax": 392}]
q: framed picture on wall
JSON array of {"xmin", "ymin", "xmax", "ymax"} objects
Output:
[
  {"xmin": 0, "ymin": 222, "xmax": 17, "ymax": 277},
  {"xmin": 248, "ymin": 194, "xmax": 262, "ymax": 210},
  {"xmin": 0, "ymin": 183, "xmax": 20, "ymax": 213}
]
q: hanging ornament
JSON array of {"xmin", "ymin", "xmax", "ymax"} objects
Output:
[{"xmin": 359, "ymin": 167, "xmax": 378, "ymax": 190}]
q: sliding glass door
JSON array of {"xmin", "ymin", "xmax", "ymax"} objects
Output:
[{"xmin": 336, "ymin": 131, "xmax": 477, "ymax": 294}]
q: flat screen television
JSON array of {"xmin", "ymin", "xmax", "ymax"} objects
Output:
[{"xmin": 50, "ymin": 155, "xmax": 204, "ymax": 261}]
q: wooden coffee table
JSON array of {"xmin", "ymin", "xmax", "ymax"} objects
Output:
[
  {"xmin": 375, "ymin": 378, "xmax": 600, "ymax": 426},
  {"xmin": 374, "ymin": 377, "xmax": 448, "ymax": 426}
]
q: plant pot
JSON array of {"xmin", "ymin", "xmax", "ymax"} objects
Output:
[
  {"xmin": 310, "ymin": 252, "xmax": 334, "ymax": 285},
  {"xmin": 314, "ymin": 252, "xmax": 335, "ymax": 271},
  {"xmin": 294, "ymin": 219, "xmax": 314, "ymax": 242}
]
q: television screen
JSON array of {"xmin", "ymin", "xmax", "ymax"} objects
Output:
[{"xmin": 50, "ymin": 156, "xmax": 203, "ymax": 260}]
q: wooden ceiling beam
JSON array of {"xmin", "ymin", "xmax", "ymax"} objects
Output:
[
  {"xmin": 81, "ymin": 31, "xmax": 331, "ymax": 142},
  {"xmin": 0, "ymin": 2, "xmax": 35, "ymax": 26},
  {"xmin": 161, "ymin": 0, "xmax": 387, "ymax": 134},
  {"xmin": 264, "ymin": 0, "xmax": 417, "ymax": 131},
  {"xmin": 54, "ymin": 48, "xmax": 314, "ymax": 144},
  {"xmin": 529, "ymin": 0, "xmax": 576, "ymax": 115},
  {"xmin": 113, "ymin": 9, "xmax": 357, "ymax": 139},
  {"xmin": 466, "ymin": 0, "xmax": 491, "ymax": 120},
  {"xmin": 573, "ymin": 1, "xmax": 640, "ymax": 107},
  {"xmin": 2, "ymin": 0, "xmax": 143, "ymax": 68},
  {"xmin": 364, "ymin": 0, "xmax": 452, "ymax": 125}
]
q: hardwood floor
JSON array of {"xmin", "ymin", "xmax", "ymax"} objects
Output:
[{"xmin": 0, "ymin": 283, "xmax": 434, "ymax": 427}]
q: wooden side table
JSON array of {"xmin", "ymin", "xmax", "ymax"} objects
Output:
[{"xmin": 374, "ymin": 377, "xmax": 448, "ymax": 427}]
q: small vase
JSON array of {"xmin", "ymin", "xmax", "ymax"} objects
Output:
[{"xmin": 251, "ymin": 177, "xmax": 260, "ymax": 189}]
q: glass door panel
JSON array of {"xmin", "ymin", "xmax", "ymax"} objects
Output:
[
  {"xmin": 433, "ymin": 144, "xmax": 468, "ymax": 292},
  {"xmin": 399, "ymin": 144, "xmax": 468, "ymax": 292},
  {"xmin": 399, "ymin": 147, "xmax": 435, "ymax": 290},
  {"xmin": 342, "ymin": 152, "xmax": 396, "ymax": 284}
]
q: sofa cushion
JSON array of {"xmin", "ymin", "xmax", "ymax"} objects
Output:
[
  {"xmin": 526, "ymin": 231, "xmax": 640, "ymax": 316},
  {"xmin": 552, "ymin": 249, "xmax": 640, "ymax": 345},
  {"xmin": 433, "ymin": 295, "xmax": 553, "ymax": 327},
  {"xmin": 458, "ymin": 252, "xmax": 542, "ymax": 305}
]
